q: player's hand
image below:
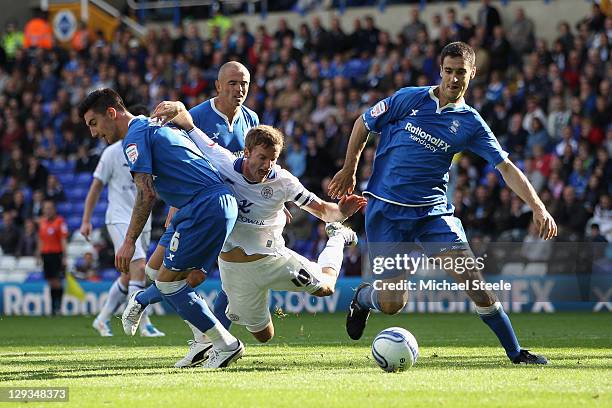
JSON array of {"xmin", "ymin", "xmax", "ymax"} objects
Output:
[
  {"xmin": 164, "ymin": 206, "xmax": 178, "ymax": 229},
  {"xmin": 533, "ymin": 208, "xmax": 557, "ymax": 240},
  {"xmin": 338, "ymin": 194, "xmax": 368, "ymax": 219},
  {"xmin": 328, "ymin": 167, "xmax": 357, "ymax": 199},
  {"xmin": 283, "ymin": 206, "xmax": 292, "ymax": 224},
  {"xmin": 115, "ymin": 239, "xmax": 136, "ymax": 274},
  {"xmin": 151, "ymin": 101, "xmax": 194, "ymax": 130},
  {"xmin": 80, "ymin": 222, "xmax": 92, "ymax": 242}
]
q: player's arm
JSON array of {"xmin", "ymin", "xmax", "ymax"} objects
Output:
[
  {"xmin": 115, "ymin": 172, "xmax": 156, "ymax": 273},
  {"xmin": 303, "ymin": 194, "xmax": 368, "ymax": 223},
  {"xmin": 328, "ymin": 115, "xmax": 369, "ymax": 199},
  {"xmin": 152, "ymin": 101, "xmax": 235, "ymax": 169},
  {"xmin": 80, "ymin": 178, "xmax": 104, "ymax": 241},
  {"xmin": 496, "ymin": 158, "xmax": 557, "ymax": 240}
]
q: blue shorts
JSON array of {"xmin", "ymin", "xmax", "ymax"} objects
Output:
[
  {"xmin": 365, "ymin": 197, "xmax": 469, "ymax": 263},
  {"xmin": 161, "ymin": 185, "xmax": 237, "ymax": 272}
]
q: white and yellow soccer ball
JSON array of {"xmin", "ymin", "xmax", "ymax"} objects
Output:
[{"xmin": 371, "ymin": 327, "xmax": 419, "ymax": 372}]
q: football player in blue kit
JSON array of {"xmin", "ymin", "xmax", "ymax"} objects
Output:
[
  {"xmin": 79, "ymin": 88, "xmax": 244, "ymax": 368},
  {"xmin": 328, "ymin": 42, "xmax": 557, "ymax": 365},
  {"xmin": 142, "ymin": 61, "xmax": 259, "ymax": 343}
]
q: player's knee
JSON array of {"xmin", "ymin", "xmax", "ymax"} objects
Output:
[
  {"xmin": 144, "ymin": 265, "xmax": 158, "ymax": 281},
  {"xmin": 186, "ymin": 270, "xmax": 206, "ymax": 287},
  {"xmin": 379, "ymin": 300, "xmax": 405, "ymax": 315},
  {"xmin": 469, "ymin": 290, "xmax": 496, "ymax": 307},
  {"xmin": 312, "ymin": 285, "xmax": 334, "ymax": 297},
  {"xmin": 251, "ymin": 326, "xmax": 274, "ymax": 343},
  {"xmin": 148, "ymin": 245, "xmax": 165, "ymax": 270}
]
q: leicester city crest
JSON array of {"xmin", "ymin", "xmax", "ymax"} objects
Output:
[{"xmin": 261, "ymin": 186, "xmax": 273, "ymax": 199}]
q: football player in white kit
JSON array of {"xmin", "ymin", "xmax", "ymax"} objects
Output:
[
  {"xmin": 123, "ymin": 101, "xmax": 366, "ymax": 366},
  {"xmin": 81, "ymin": 137, "xmax": 165, "ymax": 337}
]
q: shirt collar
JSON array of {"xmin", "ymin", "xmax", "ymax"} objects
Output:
[
  {"xmin": 428, "ymin": 86, "xmax": 466, "ymax": 114},
  {"xmin": 211, "ymin": 98, "xmax": 239, "ymax": 132},
  {"xmin": 128, "ymin": 115, "xmax": 146, "ymax": 127}
]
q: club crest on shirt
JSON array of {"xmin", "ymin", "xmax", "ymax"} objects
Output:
[
  {"xmin": 370, "ymin": 100, "xmax": 388, "ymax": 118},
  {"xmin": 125, "ymin": 144, "xmax": 138, "ymax": 164},
  {"xmin": 261, "ymin": 186, "xmax": 273, "ymax": 199},
  {"xmin": 449, "ymin": 120, "xmax": 460, "ymax": 134}
]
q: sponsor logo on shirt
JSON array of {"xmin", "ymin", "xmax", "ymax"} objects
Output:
[
  {"xmin": 125, "ymin": 144, "xmax": 139, "ymax": 164},
  {"xmin": 237, "ymin": 214, "xmax": 264, "ymax": 225},
  {"xmin": 449, "ymin": 120, "xmax": 460, "ymax": 134},
  {"xmin": 370, "ymin": 100, "xmax": 388, "ymax": 118},
  {"xmin": 405, "ymin": 122, "xmax": 450, "ymax": 152}
]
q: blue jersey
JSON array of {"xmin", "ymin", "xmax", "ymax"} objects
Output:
[
  {"xmin": 122, "ymin": 116, "xmax": 224, "ymax": 209},
  {"xmin": 189, "ymin": 98, "xmax": 259, "ymax": 153},
  {"xmin": 362, "ymin": 86, "xmax": 508, "ymax": 207}
]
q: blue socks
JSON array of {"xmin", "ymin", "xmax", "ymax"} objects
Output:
[
  {"xmin": 135, "ymin": 283, "xmax": 231, "ymax": 332},
  {"xmin": 135, "ymin": 283, "xmax": 163, "ymax": 306},
  {"xmin": 213, "ymin": 290, "xmax": 232, "ymax": 330},
  {"xmin": 356, "ymin": 284, "xmax": 381, "ymax": 311},
  {"xmin": 158, "ymin": 281, "xmax": 217, "ymax": 333},
  {"xmin": 477, "ymin": 302, "xmax": 521, "ymax": 360}
]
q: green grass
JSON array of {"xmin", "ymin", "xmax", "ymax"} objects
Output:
[{"xmin": 0, "ymin": 313, "xmax": 610, "ymax": 407}]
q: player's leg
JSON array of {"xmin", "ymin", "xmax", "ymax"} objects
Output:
[
  {"xmin": 144, "ymin": 189, "xmax": 242, "ymax": 368},
  {"xmin": 43, "ymin": 253, "xmax": 64, "ymax": 316},
  {"xmin": 218, "ymin": 257, "xmax": 274, "ymax": 342},
  {"xmin": 94, "ymin": 224, "xmax": 131, "ymax": 335},
  {"xmin": 129, "ymin": 229, "xmax": 165, "ymax": 337},
  {"xmin": 424, "ymin": 216, "xmax": 547, "ymax": 364},
  {"xmin": 346, "ymin": 199, "xmax": 411, "ymax": 339},
  {"xmin": 136, "ymin": 230, "xmax": 222, "ymax": 325},
  {"xmin": 309, "ymin": 222, "xmax": 359, "ymax": 296},
  {"xmin": 93, "ymin": 272, "xmax": 128, "ymax": 336}
]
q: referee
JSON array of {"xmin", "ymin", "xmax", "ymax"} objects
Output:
[{"xmin": 38, "ymin": 200, "xmax": 68, "ymax": 315}]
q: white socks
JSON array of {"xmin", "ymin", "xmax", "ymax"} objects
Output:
[
  {"xmin": 98, "ymin": 278, "xmax": 127, "ymax": 321},
  {"xmin": 317, "ymin": 235, "xmax": 345, "ymax": 275}
]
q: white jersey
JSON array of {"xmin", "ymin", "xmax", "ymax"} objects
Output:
[
  {"xmin": 188, "ymin": 128, "xmax": 314, "ymax": 256},
  {"xmin": 93, "ymin": 141, "xmax": 152, "ymax": 231}
]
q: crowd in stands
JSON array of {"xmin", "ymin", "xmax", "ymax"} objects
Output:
[{"xmin": 0, "ymin": 1, "xmax": 610, "ymax": 278}]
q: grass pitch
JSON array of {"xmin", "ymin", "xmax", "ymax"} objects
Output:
[{"xmin": 0, "ymin": 312, "xmax": 610, "ymax": 407}]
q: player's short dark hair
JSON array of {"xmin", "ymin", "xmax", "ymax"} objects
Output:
[
  {"xmin": 245, "ymin": 125, "xmax": 284, "ymax": 151},
  {"xmin": 78, "ymin": 88, "xmax": 127, "ymax": 118},
  {"xmin": 440, "ymin": 41, "xmax": 476, "ymax": 67}
]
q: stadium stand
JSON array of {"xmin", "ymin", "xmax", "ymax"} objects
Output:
[{"xmin": 0, "ymin": 0, "xmax": 610, "ymax": 283}]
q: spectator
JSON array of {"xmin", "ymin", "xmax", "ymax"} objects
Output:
[
  {"xmin": 477, "ymin": 0, "xmax": 502, "ymax": 45},
  {"xmin": 73, "ymin": 251, "xmax": 99, "ymax": 280},
  {"xmin": 553, "ymin": 186, "xmax": 589, "ymax": 240},
  {"xmin": 16, "ymin": 217, "xmax": 38, "ymax": 257},
  {"xmin": 402, "ymin": 7, "xmax": 427, "ymax": 44},
  {"xmin": 0, "ymin": 211, "xmax": 21, "ymax": 255},
  {"xmin": 6, "ymin": 190, "xmax": 29, "ymax": 226},
  {"xmin": 44, "ymin": 174, "xmax": 66, "ymax": 202},
  {"xmin": 508, "ymin": 7, "xmax": 535, "ymax": 56}
]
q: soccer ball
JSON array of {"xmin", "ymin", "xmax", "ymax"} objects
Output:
[{"xmin": 371, "ymin": 327, "xmax": 419, "ymax": 372}]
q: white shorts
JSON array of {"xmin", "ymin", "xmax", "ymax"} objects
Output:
[
  {"xmin": 106, "ymin": 223, "xmax": 151, "ymax": 262},
  {"xmin": 219, "ymin": 247, "xmax": 327, "ymax": 333}
]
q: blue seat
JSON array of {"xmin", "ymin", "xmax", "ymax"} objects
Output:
[
  {"xmin": 56, "ymin": 202, "xmax": 72, "ymax": 215},
  {"xmin": 65, "ymin": 188, "xmax": 83, "ymax": 201},
  {"xmin": 72, "ymin": 202, "xmax": 86, "ymax": 216},
  {"xmin": 56, "ymin": 173, "xmax": 74, "ymax": 186},
  {"xmin": 67, "ymin": 216, "xmax": 82, "ymax": 232},
  {"xmin": 75, "ymin": 172, "xmax": 93, "ymax": 187}
]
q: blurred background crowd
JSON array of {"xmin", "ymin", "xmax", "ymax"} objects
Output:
[{"xmin": 0, "ymin": 0, "xmax": 610, "ymax": 279}]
